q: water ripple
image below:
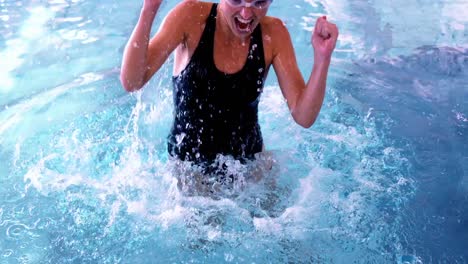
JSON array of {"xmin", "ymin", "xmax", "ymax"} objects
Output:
[
  {"xmin": 2, "ymin": 249, "xmax": 13, "ymax": 258},
  {"xmin": 6, "ymin": 223, "xmax": 28, "ymax": 240}
]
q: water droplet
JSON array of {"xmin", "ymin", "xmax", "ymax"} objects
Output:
[{"xmin": 176, "ymin": 133, "xmax": 186, "ymax": 145}]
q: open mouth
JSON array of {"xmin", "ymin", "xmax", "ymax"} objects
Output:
[{"xmin": 234, "ymin": 17, "xmax": 254, "ymax": 33}]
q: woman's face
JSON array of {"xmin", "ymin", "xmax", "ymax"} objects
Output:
[{"xmin": 219, "ymin": 0, "xmax": 271, "ymax": 38}]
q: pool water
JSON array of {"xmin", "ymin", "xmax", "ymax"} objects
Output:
[{"xmin": 0, "ymin": 0, "xmax": 467, "ymax": 263}]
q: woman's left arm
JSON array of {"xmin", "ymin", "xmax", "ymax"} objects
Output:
[{"xmin": 272, "ymin": 16, "xmax": 339, "ymax": 128}]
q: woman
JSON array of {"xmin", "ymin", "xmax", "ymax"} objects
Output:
[{"xmin": 120, "ymin": 0, "xmax": 338, "ymax": 177}]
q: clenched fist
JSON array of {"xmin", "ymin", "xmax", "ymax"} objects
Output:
[{"xmin": 312, "ymin": 16, "xmax": 339, "ymax": 63}]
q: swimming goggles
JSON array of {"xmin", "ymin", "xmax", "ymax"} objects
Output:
[{"xmin": 225, "ymin": 0, "xmax": 273, "ymax": 9}]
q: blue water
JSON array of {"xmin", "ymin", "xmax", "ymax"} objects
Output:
[{"xmin": 1, "ymin": 0, "xmax": 467, "ymax": 263}]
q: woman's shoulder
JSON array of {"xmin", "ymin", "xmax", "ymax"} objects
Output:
[
  {"xmin": 260, "ymin": 16, "xmax": 291, "ymax": 51},
  {"xmin": 174, "ymin": 0, "xmax": 213, "ymax": 18},
  {"xmin": 261, "ymin": 16, "xmax": 288, "ymax": 34}
]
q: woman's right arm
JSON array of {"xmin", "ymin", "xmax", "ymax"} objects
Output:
[{"xmin": 120, "ymin": 0, "xmax": 188, "ymax": 92}]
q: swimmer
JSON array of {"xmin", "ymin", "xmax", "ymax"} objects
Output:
[{"xmin": 120, "ymin": 0, "xmax": 339, "ymax": 173}]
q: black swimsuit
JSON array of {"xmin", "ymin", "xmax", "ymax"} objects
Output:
[{"xmin": 168, "ymin": 3, "xmax": 269, "ymax": 167}]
